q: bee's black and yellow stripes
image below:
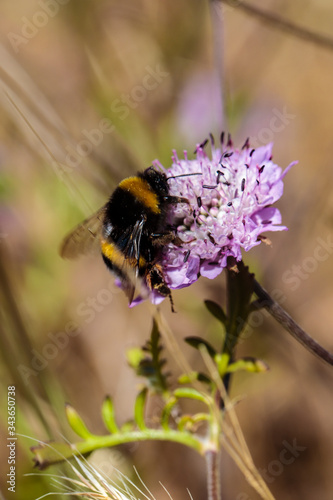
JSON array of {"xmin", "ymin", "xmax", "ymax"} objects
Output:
[
  {"xmin": 60, "ymin": 166, "xmax": 183, "ymax": 311},
  {"xmin": 101, "ymin": 239, "xmax": 146, "ymax": 271},
  {"xmin": 118, "ymin": 177, "xmax": 161, "ymax": 214},
  {"xmin": 99, "ymin": 168, "xmax": 178, "ymax": 310}
]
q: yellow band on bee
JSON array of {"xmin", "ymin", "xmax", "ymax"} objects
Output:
[
  {"xmin": 101, "ymin": 240, "xmax": 146, "ymax": 269},
  {"xmin": 119, "ymin": 177, "xmax": 160, "ymax": 213}
]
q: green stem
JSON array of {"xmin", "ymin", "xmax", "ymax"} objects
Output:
[
  {"xmin": 32, "ymin": 429, "xmax": 204, "ymax": 469},
  {"xmin": 77, "ymin": 430, "xmax": 203, "ymax": 454}
]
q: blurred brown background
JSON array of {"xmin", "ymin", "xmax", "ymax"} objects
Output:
[{"xmin": 1, "ymin": 1, "xmax": 333, "ymax": 499}]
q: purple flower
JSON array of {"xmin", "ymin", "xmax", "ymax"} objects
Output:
[{"xmin": 147, "ymin": 136, "xmax": 296, "ymax": 303}]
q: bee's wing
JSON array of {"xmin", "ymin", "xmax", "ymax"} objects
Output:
[
  {"xmin": 113, "ymin": 216, "xmax": 148, "ymax": 304},
  {"xmin": 60, "ymin": 205, "xmax": 106, "ymax": 259},
  {"xmin": 120, "ymin": 273, "xmax": 137, "ymax": 305},
  {"xmin": 119, "ymin": 216, "xmax": 146, "ymax": 265},
  {"xmin": 120, "ymin": 267, "xmax": 150, "ymax": 307}
]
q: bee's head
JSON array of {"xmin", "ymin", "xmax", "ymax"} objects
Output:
[
  {"xmin": 141, "ymin": 166, "xmax": 203, "ymax": 201},
  {"xmin": 141, "ymin": 166, "xmax": 169, "ymax": 196}
]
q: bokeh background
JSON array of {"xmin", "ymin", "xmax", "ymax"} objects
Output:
[{"xmin": 1, "ymin": 1, "xmax": 333, "ymax": 499}]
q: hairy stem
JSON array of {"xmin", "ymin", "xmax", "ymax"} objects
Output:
[
  {"xmin": 253, "ymin": 280, "xmax": 333, "ymax": 366},
  {"xmin": 205, "ymin": 449, "xmax": 221, "ymax": 500}
]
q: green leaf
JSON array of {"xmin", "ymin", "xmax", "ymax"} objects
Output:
[
  {"xmin": 101, "ymin": 396, "xmax": 119, "ymax": 434},
  {"xmin": 126, "ymin": 347, "xmax": 145, "ymax": 370},
  {"xmin": 178, "ymin": 413, "xmax": 210, "ymax": 431},
  {"xmin": 127, "ymin": 320, "xmax": 170, "ymax": 393},
  {"xmin": 226, "ymin": 357, "xmax": 269, "ymax": 374},
  {"xmin": 178, "ymin": 371, "xmax": 211, "ymax": 385},
  {"xmin": 224, "ymin": 260, "xmax": 255, "ymax": 355},
  {"xmin": 162, "ymin": 389, "xmax": 210, "ymax": 430},
  {"xmin": 214, "ymin": 353, "xmax": 230, "ymax": 376},
  {"xmin": 65, "ymin": 403, "xmax": 94, "ymax": 439},
  {"xmin": 134, "ymin": 388, "xmax": 148, "ymax": 430},
  {"xmin": 161, "ymin": 396, "xmax": 178, "ymax": 430},
  {"xmin": 177, "ymin": 414, "xmax": 193, "ymax": 431},
  {"xmin": 173, "ymin": 388, "xmax": 209, "ymax": 405},
  {"xmin": 204, "ymin": 300, "xmax": 227, "ymax": 325},
  {"xmin": 185, "ymin": 336, "xmax": 216, "ymax": 358}
]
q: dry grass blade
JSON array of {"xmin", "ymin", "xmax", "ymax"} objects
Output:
[{"xmin": 200, "ymin": 347, "xmax": 275, "ymax": 500}]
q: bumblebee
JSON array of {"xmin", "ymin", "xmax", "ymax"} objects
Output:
[{"xmin": 60, "ymin": 167, "xmax": 189, "ymax": 311}]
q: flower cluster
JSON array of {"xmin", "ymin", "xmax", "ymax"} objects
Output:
[{"xmin": 151, "ymin": 135, "xmax": 296, "ymax": 298}]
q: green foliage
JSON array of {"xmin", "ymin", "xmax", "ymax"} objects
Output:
[
  {"xmin": 185, "ymin": 336, "xmax": 217, "ymax": 358},
  {"xmin": 65, "ymin": 403, "xmax": 94, "ymax": 440},
  {"xmin": 31, "ymin": 264, "xmax": 269, "ymax": 470},
  {"xmin": 101, "ymin": 396, "xmax": 119, "ymax": 434},
  {"xmin": 134, "ymin": 388, "xmax": 148, "ymax": 430},
  {"xmin": 224, "ymin": 261, "xmax": 255, "ymax": 356},
  {"xmin": 204, "ymin": 300, "xmax": 227, "ymax": 326},
  {"xmin": 127, "ymin": 319, "xmax": 170, "ymax": 394}
]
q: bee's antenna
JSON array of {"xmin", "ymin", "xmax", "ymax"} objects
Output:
[{"xmin": 167, "ymin": 172, "xmax": 202, "ymax": 180}]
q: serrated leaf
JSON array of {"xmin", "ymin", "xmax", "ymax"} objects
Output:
[
  {"xmin": 101, "ymin": 396, "xmax": 119, "ymax": 434},
  {"xmin": 185, "ymin": 336, "xmax": 216, "ymax": 358},
  {"xmin": 65, "ymin": 403, "xmax": 94, "ymax": 439},
  {"xmin": 129, "ymin": 319, "xmax": 170, "ymax": 393},
  {"xmin": 204, "ymin": 300, "xmax": 227, "ymax": 325}
]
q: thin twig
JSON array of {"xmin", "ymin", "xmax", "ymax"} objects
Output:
[
  {"xmin": 253, "ymin": 280, "xmax": 333, "ymax": 366},
  {"xmin": 219, "ymin": 0, "xmax": 333, "ymax": 52}
]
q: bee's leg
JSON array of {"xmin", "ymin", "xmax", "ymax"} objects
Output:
[
  {"xmin": 151, "ymin": 232, "xmax": 183, "ymax": 247},
  {"xmin": 163, "ymin": 195, "xmax": 190, "ymax": 205},
  {"xmin": 146, "ymin": 263, "xmax": 175, "ymax": 313},
  {"xmin": 152, "ymin": 232, "xmax": 196, "ymax": 248},
  {"xmin": 168, "ymin": 291, "xmax": 175, "ymax": 313}
]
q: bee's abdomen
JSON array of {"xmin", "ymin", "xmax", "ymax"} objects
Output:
[{"xmin": 101, "ymin": 239, "xmax": 147, "ymax": 274}]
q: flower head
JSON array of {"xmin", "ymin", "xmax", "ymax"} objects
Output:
[{"xmin": 147, "ymin": 135, "xmax": 296, "ymax": 302}]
